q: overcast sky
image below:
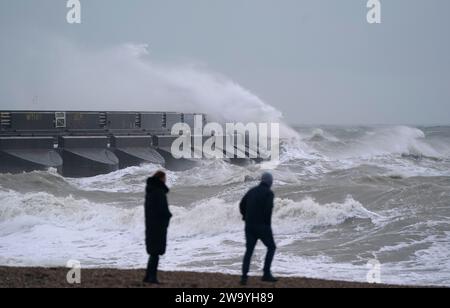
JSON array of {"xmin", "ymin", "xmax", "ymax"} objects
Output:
[{"xmin": 0, "ymin": 0, "xmax": 449, "ymax": 125}]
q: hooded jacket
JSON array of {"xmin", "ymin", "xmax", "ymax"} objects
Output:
[{"xmin": 239, "ymin": 182, "xmax": 274, "ymax": 227}]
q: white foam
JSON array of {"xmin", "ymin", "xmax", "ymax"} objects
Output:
[
  {"xmin": 0, "ymin": 188, "xmax": 377, "ymax": 267},
  {"xmin": 336, "ymin": 126, "xmax": 442, "ymax": 159},
  {"xmin": 0, "ymin": 190, "xmax": 145, "ymax": 267},
  {"xmin": 1, "ymin": 184, "xmax": 449, "ymax": 286},
  {"xmin": 298, "ymin": 126, "xmax": 450, "ymax": 177},
  {"xmin": 67, "ymin": 164, "xmax": 170, "ymax": 193},
  {"xmin": 274, "ymin": 196, "xmax": 381, "ymax": 232}
]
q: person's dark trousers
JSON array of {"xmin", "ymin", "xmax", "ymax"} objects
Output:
[
  {"xmin": 242, "ymin": 225, "xmax": 276, "ymax": 277},
  {"xmin": 145, "ymin": 254, "xmax": 160, "ymax": 281}
]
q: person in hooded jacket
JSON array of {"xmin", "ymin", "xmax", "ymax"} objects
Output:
[
  {"xmin": 143, "ymin": 170, "xmax": 172, "ymax": 284},
  {"xmin": 239, "ymin": 172, "xmax": 278, "ymax": 285}
]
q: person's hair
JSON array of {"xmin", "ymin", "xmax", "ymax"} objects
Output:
[{"xmin": 153, "ymin": 170, "xmax": 166, "ymax": 181}]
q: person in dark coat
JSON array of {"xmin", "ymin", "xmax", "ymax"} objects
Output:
[
  {"xmin": 144, "ymin": 170, "xmax": 172, "ymax": 284},
  {"xmin": 239, "ymin": 172, "xmax": 278, "ymax": 285}
]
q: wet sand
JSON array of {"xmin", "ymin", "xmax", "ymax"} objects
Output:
[{"xmin": 0, "ymin": 267, "xmax": 419, "ymax": 288}]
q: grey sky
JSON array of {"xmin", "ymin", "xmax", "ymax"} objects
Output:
[{"xmin": 0, "ymin": 0, "xmax": 449, "ymax": 125}]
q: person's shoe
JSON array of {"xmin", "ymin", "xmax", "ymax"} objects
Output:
[
  {"xmin": 143, "ymin": 277, "xmax": 160, "ymax": 284},
  {"xmin": 262, "ymin": 274, "xmax": 278, "ymax": 283},
  {"xmin": 240, "ymin": 276, "xmax": 248, "ymax": 286}
]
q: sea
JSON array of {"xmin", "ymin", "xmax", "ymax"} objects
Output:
[{"xmin": 1, "ymin": 125, "xmax": 449, "ymax": 286}]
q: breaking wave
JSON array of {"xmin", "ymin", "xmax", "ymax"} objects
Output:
[
  {"xmin": 333, "ymin": 126, "xmax": 443, "ymax": 159},
  {"xmin": 0, "ymin": 184, "xmax": 377, "ymax": 269},
  {"xmin": 0, "ymin": 187, "xmax": 375, "ymax": 239},
  {"xmin": 3, "ymin": 39, "xmax": 298, "ymax": 138}
]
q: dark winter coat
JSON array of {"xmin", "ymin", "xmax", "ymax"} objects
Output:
[
  {"xmin": 145, "ymin": 176, "xmax": 172, "ymax": 256},
  {"xmin": 239, "ymin": 183, "xmax": 274, "ymax": 227}
]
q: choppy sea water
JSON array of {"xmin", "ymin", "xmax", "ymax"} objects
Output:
[{"xmin": 1, "ymin": 125, "xmax": 449, "ymax": 286}]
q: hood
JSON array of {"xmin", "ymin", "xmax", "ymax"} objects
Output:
[{"xmin": 147, "ymin": 176, "xmax": 169, "ymax": 194}]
